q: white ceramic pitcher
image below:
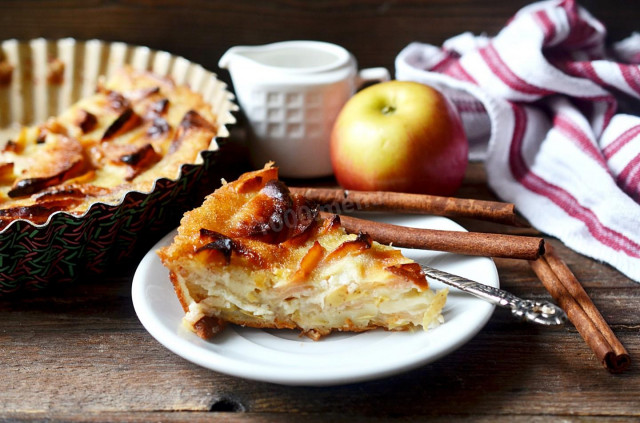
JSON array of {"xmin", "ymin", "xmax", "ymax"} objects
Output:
[{"xmin": 219, "ymin": 40, "xmax": 389, "ymax": 178}]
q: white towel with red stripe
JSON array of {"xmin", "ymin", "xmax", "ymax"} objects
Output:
[{"xmin": 395, "ymin": 0, "xmax": 640, "ymax": 282}]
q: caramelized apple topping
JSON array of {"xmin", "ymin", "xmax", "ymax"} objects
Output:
[
  {"xmin": 41, "ymin": 119, "xmax": 68, "ymax": 136},
  {"xmin": 267, "ymin": 183, "xmax": 318, "ymax": 241},
  {"xmin": 8, "ymin": 136, "xmax": 85, "ymax": 198},
  {"xmin": 281, "ymin": 213, "xmax": 337, "ymax": 248},
  {"xmin": 120, "ymin": 143, "xmax": 161, "ymax": 180},
  {"xmin": 2, "ymin": 140, "xmax": 18, "ymax": 153},
  {"xmin": 119, "ymin": 143, "xmax": 157, "ymax": 166},
  {"xmin": 323, "ymin": 232, "xmax": 372, "ymax": 263},
  {"xmin": 229, "ymin": 180, "xmax": 318, "ymax": 244},
  {"xmin": 169, "ymin": 110, "xmax": 216, "ymax": 154},
  {"xmin": 9, "ymin": 168, "xmax": 82, "ymax": 198},
  {"xmin": 281, "ymin": 218, "xmax": 319, "ymax": 248},
  {"xmin": 318, "ymin": 214, "xmax": 341, "ymax": 234},
  {"xmin": 286, "ymin": 194, "xmax": 318, "ymax": 239},
  {"xmin": 142, "ymin": 96, "xmax": 170, "ymax": 137},
  {"xmin": 385, "ymin": 263, "xmax": 429, "ymax": 289},
  {"xmin": 290, "ymin": 241, "xmax": 326, "ymax": 283},
  {"xmin": 228, "ymin": 241, "xmax": 266, "ymax": 268},
  {"xmin": 229, "ymin": 179, "xmax": 292, "ymax": 242},
  {"xmin": 101, "ymin": 107, "xmax": 142, "ymax": 141},
  {"xmin": 197, "ymin": 228, "xmax": 235, "ymax": 264},
  {"xmin": 235, "ymin": 175, "xmax": 264, "ymax": 194},
  {"xmin": 0, "ymin": 197, "xmax": 83, "ymax": 223},
  {"xmin": 262, "ymin": 178, "xmax": 289, "ymax": 202},
  {"xmin": 106, "ymin": 91, "xmax": 130, "ymax": 112},
  {"xmin": 35, "ymin": 133, "xmax": 46, "ymax": 144},
  {"xmin": 76, "ymin": 110, "xmax": 98, "ymax": 134},
  {"xmin": 197, "ymin": 228, "xmax": 266, "ymax": 268},
  {"xmin": 62, "ymin": 170, "xmax": 97, "ymax": 185},
  {"xmin": 146, "ymin": 117, "xmax": 170, "ymax": 138},
  {"xmin": 147, "ymin": 98, "xmax": 169, "ymax": 116},
  {"xmin": 0, "ymin": 162, "xmax": 15, "ymax": 184},
  {"xmin": 181, "ymin": 109, "xmax": 216, "ymax": 131},
  {"xmin": 33, "ymin": 184, "xmax": 112, "ymax": 202}
]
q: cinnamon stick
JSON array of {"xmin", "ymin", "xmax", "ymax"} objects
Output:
[
  {"xmin": 529, "ymin": 244, "xmax": 630, "ymax": 373},
  {"xmin": 292, "ymin": 187, "xmax": 526, "ymax": 227},
  {"xmin": 327, "ymin": 213, "xmax": 545, "ymax": 260}
]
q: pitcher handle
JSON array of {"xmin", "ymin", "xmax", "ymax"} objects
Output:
[{"xmin": 356, "ymin": 67, "xmax": 390, "ymax": 87}]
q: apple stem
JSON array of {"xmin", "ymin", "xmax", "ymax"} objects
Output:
[{"xmin": 381, "ymin": 105, "xmax": 396, "ymax": 115}]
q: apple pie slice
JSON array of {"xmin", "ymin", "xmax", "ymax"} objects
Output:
[{"xmin": 157, "ymin": 164, "xmax": 447, "ymax": 340}]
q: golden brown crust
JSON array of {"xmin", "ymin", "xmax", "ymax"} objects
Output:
[
  {"xmin": 203, "ymin": 314, "xmax": 298, "ymax": 333},
  {"xmin": 303, "ymin": 320, "xmax": 416, "ymax": 341},
  {"xmin": 167, "ymin": 270, "xmax": 189, "ymax": 313},
  {"xmin": 385, "ymin": 263, "xmax": 430, "ymax": 290}
]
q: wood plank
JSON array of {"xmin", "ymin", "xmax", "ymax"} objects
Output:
[
  {"xmin": 2, "ymin": 411, "xmax": 639, "ymax": 423},
  {"xmin": 1, "ymin": 288, "xmax": 639, "ymax": 416}
]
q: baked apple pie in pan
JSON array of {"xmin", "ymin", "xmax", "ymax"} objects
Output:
[
  {"xmin": 0, "ymin": 67, "xmax": 218, "ymax": 226},
  {"xmin": 0, "ymin": 39, "xmax": 236, "ymax": 295}
]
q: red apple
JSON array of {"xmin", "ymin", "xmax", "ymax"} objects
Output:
[{"xmin": 330, "ymin": 80, "xmax": 468, "ymax": 196}]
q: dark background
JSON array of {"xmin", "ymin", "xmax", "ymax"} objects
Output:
[{"xmin": 0, "ymin": 0, "xmax": 637, "ymax": 88}]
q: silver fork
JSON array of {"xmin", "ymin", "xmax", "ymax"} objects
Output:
[{"xmin": 422, "ymin": 265, "xmax": 567, "ymax": 326}]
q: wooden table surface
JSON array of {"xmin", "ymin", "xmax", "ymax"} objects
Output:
[{"xmin": 1, "ymin": 1, "xmax": 640, "ymax": 421}]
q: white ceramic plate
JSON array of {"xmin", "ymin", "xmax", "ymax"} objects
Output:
[{"xmin": 132, "ymin": 214, "xmax": 498, "ymax": 386}]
